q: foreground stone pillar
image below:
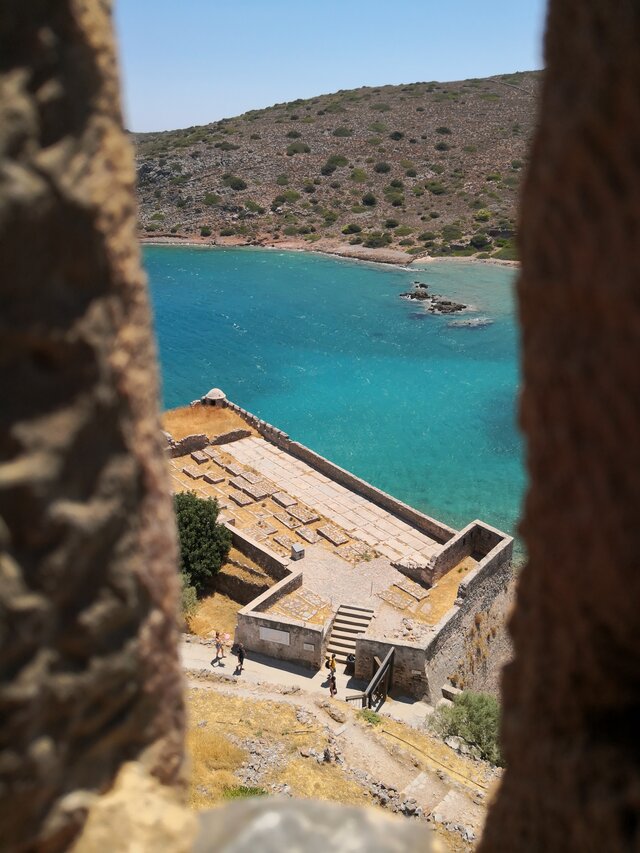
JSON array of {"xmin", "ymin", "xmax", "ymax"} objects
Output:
[
  {"xmin": 481, "ymin": 1, "xmax": 640, "ymax": 850},
  {"xmin": 0, "ymin": 3, "xmax": 184, "ymax": 850}
]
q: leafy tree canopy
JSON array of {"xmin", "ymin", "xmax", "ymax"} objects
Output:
[{"xmin": 175, "ymin": 491, "xmax": 231, "ymax": 593}]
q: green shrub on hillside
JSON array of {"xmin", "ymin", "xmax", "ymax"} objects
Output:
[
  {"xmin": 200, "ymin": 226, "xmax": 212, "ymax": 237},
  {"xmin": 470, "ymin": 232, "xmax": 491, "ymax": 249},
  {"xmin": 350, "ymin": 168, "xmax": 367, "ymax": 183},
  {"xmin": 361, "ymin": 192, "xmax": 377, "ymax": 206},
  {"xmin": 374, "ymin": 161, "xmax": 391, "ymax": 173},
  {"xmin": 426, "ymin": 181, "xmax": 446, "ymax": 195},
  {"xmin": 474, "ymin": 208, "xmax": 491, "ymax": 221},
  {"xmin": 286, "ymin": 142, "xmax": 311, "ymax": 156},
  {"xmin": 175, "ymin": 492, "xmax": 231, "ymax": 594},
  {"xmin": 215, "ymin": 141, "xmax": 240, "ymax": 151},
  {"xmin": 371, "ymin": 102, "xmax": 391, "ymax": 112},
  {"xmin": 435, "ymin": 141, "xmax": 451, "ymax": 151},
  {"xmin": 368, "ymin": 121, "xmax": 387, "ymax": 133},
  {"xmin": 436, "ymin": 126, "xmax": 452, "ymax": 134},
  {"xmin": 363, "ymin": 231, "xmax": 392, "ymax": 248},
  {"xmin": 203, "ymin": 192, "xmax": 221, "ymax": 206},
  {"xmin": 276, "ymin": 174, "xmax": 289, "ymax": 185},
  {"xmin": 333, "ymin": 126, "xmax": 353, "ymax": 137},
  {"xmin": 405, "ymin": 168, "xmax": 417, "ymax": 177},
  {"xmin": 286, "ymin": 130, "xmax": 301, "ymax": 138},
  {"xmin": 327, "ymin": 154, "xmax": 349, "ymax": 167},
  {"xmin": 430, "ymin": 691, "xmax": 502, "ymax": 766},
  {"xmin": 389, "ymin": 131, "xmax": 404, "ymax": 140},
  {"xmin": 395, "ymin": 225, "xmax": 412, "ymax": 236},
  {"xmin": 342, "ymin": 223, "xmax": 362, "ymax": 234},
  {"xmin": 223, "ymin": 175, "xmax": 247, "ymax": 190},
  {"xmin": 385, "ymin": 218, "xmax": 399, "ymax": 228}
]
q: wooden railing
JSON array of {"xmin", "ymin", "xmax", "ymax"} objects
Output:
[{"xmin": 344, "ymin": 648, "xmax": 395, "ymax": 710}]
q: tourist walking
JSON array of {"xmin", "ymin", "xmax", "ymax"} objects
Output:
[
  {"xmin": 329, "ymin": 673, "xmax": 337, "ymax": 698},
  {"xmin": 236, "ymin": 642, "xmax": 245, "ymax": 674},
  {"xmin": 214, "ymin": 631, "xmax": 225, "ymax": 660},
  {"xmin": 329, "ymin": 653, "xmax": 337, "ymax": 676}
]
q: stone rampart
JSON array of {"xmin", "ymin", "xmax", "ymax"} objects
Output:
[
  {"xmin": 422, "ymin": 533, "xmax": 514, "ymax": 702},
  {"xmin": 225, "ymin": 401, "xmax": 456, "ymax": 544}
]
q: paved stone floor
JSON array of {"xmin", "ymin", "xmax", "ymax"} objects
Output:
[
  {"xmin": 224, "ymin": 436, "xmax": 442, "ymax": 563},
  {"xmin": 168, "ymin": 435, "xmax": 469, "ymax": 645}
]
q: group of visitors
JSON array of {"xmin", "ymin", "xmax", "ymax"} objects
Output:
[{"xmin": 209, "ymin": 630, "xmax": 245, "ymax": 674}]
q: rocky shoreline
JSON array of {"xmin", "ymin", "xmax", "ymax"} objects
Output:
[{"xmin": 400, "ymin": 281, "xmax": 467, "ymax": 314}]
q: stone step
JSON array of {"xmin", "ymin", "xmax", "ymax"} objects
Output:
[
  {"xmin": 327, "ymin": 636, "xmax": 356, "ymax": 652},
  {"xmin": 337, "ymin": 604, "xmax": 374, "ymax": 616},
  {"xmin": 331, "ymin": 629, "xmax": 362, "ymax": 644},
  {"xmin": 332, "ymin": 619, "xmax": 369, "ymax": 634}
]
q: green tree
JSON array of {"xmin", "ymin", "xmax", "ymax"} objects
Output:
[
  {"xmin": 430, "ymin": 691, "xmax": 503, "ymax": 765},
  {"xmin": 175, "ymin": 492, "xmax": 231, "ymax": 593}
]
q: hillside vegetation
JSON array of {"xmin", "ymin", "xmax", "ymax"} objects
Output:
[{"xmin": 134, "ymin": 71, "xmax": 540, "ymax": 260}]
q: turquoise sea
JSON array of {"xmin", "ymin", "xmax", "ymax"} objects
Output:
[{"xmin": 144, "ymin": 246, "xmax": 524, "ymax": 541}]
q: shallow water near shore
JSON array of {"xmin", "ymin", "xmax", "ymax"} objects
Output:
[{"xmin": 145, "ymin": 246, "xmax": 524, "ymax": 540}]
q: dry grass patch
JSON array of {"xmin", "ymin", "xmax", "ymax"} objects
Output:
[
  {"xmin": 187, "ymin": 592, "xmax": 242, "ymax": 638},
  {"xmin": 263, "ymin": 756, "xmax": 370, "ymax": 807},
  {"xmin": 414, "ymin": 556, "xmax": 478, "ymax": 626},
  {"xmin": 187, "ymin": 725, "xmax": 246, "ymax": 809},
  {"xmin": 162, "ymin": 404, "xmax": 257, "ymax": 440}
]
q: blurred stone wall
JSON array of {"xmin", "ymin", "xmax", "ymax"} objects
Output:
[
  {"xmin": 0, "ymin": 3, "xmax": 184, "ymax": 850},
  {"xmin": 480, "ymin": 1, "xmax": 640, "ymax": 849}
]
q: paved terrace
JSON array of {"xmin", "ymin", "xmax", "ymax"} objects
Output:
[
  {"xmin": 169, "ymin": 434, "xmax": 478, "ymax": 643},
  {"xmin": 224, "ymin": 436, "xmax": 441, "ymax": 563}
]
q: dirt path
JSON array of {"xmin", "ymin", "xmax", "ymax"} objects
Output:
[{"xmin": 187, "ymin": 673, "xmax": 498, "ymax": 850}]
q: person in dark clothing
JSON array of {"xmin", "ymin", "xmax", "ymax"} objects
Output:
[
  {"xmin": 236, "ymin": 642, "xmax": 245, "ymax": 674},
  {"xmin": 329, "ymin": 672, "xmax": 337, "ymax": 697}
]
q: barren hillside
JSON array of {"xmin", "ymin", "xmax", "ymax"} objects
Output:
[{"xmin": 134, "ymin": 71, "xmax": 540, "ymax": 260}]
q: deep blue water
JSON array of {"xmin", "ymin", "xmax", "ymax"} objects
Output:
[{"xmin": 144, "ymin": 246, "xmax": 524, "ymax": 540}]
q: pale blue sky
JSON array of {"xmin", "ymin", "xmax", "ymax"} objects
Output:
[{"xmin": 114, "ymin": 0, "xmax": 547, "ymax": 133}]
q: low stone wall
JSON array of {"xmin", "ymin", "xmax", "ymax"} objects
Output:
[
  {"xmin": 208, "ymin": 428, "xmax": 252, "ymax": 445},
  {"xmin": 215, "ymin": 569, "xmax": 271, "ymax": 605},
  {"xmin": 422, "ymin": 533, "xmax": 514, "ymax": 702},
  {"xmin": 234, "ymin": 570, "xmax": 328, "ymax": 669},
  {"xmin": 227, "ymin": 527, "xmax": 290, "ymax": 581},
  {"xmin": 354, "ymin": 636, "xmax": 429, "ymax": 699},
  {"xmin": 166, "ymin": 432, "xmax": 208, "ymax": 458},
  {"xmin": 226, "ymin": 401, "xmax": 456, "ymax": 544}
]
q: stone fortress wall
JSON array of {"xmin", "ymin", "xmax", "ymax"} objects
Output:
[{"xmin": 171, "ymin": 397, "xmax": 513, "ymax": 701}]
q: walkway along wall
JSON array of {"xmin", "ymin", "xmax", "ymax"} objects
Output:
[{"xmin": 226, "ymin": 401, "xmax": 456, "ymax": 544}]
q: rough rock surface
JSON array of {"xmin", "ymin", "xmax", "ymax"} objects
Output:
[
  {"xmin": 480, "ymin": 1, "xmax": 640, "ymax": 850},
  {"xmin": 0, "ymin": 3, "xmax": 184, "ymax": 850},
  {"xmin": 72, "ymin": 763, "xmax": 197, "ymax": 853},
  {"xmin": 193, "ymin": 798, "xmax": 440, "ymax": 853}
]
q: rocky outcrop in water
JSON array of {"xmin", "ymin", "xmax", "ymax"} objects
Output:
[{"xmin": 400, "ymin": 282, "xmax": 467, "ymax": 314}]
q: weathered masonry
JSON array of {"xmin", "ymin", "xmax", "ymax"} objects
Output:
[{"xmin": 169, "ymin": 392, "xmax": 513, "ymax": 704}]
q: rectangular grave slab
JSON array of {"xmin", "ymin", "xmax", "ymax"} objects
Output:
[
  {"xmin": 274, "ymin": 512, "xmax": 300, "ymax": 530},
  {"xmin": 317, "ymin": 524, "xmax": 349, "ymax": 546},
  {"xmin": 242, "ymin": 483, "xmax": 270, "ymax": 501},
  {"xmin": 229, "ymin": 476, "xmax": 252, "ymax": 491},
  {"xmin": 289, "ymin": 506, "xmax": 320, "ymax": 525},
  {"xmin": 182, "ymin": 466, "xmax": 204, "ymax": 479},
  {"xmin": 203, "ymin": 472, "xmax": 225, "ymax": 485},
  {"xmin": 190, "ymin": 450, "xmax": 209, "ymax": 464},
  {"xmin": 229, "ymin": 492, "xmax": 253, "ymax": 507},
  {"xmin": 223, "ymin": 462, "xmax": 244, "ymax": 477},
  {"xmin": 272, "ymin": 491, "xmax": 297, "ymax": 509},
  {"xmin": 274, "ymin": 533, "xmax": 296, "ymax": 550},
  {"xmin": 238, "ymin": 471, "xmax": 261, "ymax": 484},
  {"xmin": 254, "ymin": 521, "xmax": 277, "ymax": 536},
  {"xmin": 296, "ymin": 526, "xmax": 319, "ymax": 544}
]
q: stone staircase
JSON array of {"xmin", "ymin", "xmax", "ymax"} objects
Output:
[{"xmin": 326, "ymin": 604, "xmax": 375, "ymax": 664}]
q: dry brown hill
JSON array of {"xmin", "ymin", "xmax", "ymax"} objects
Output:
[{"xmin": 134, "ymin": 71, "xmax": 540, "ymax": 260}]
